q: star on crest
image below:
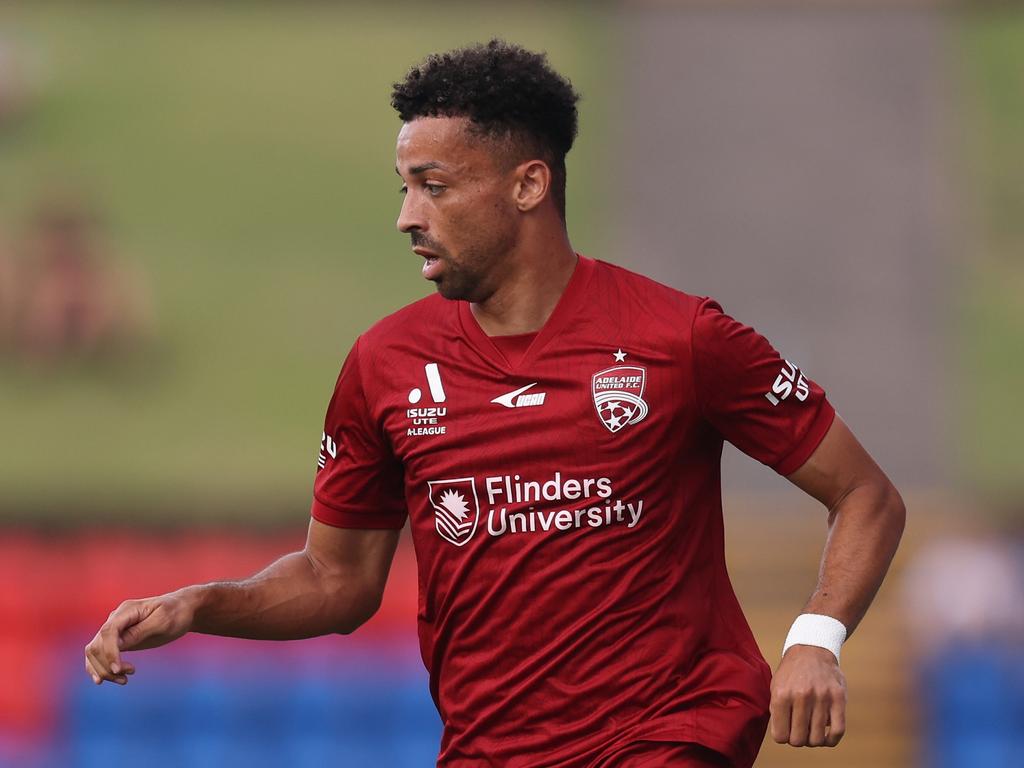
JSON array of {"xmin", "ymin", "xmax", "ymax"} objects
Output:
[{"xmin": 613, "ymin": 348, "xmax": 627, "ymax": 362}]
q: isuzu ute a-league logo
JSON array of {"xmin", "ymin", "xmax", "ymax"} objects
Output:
[
  {"xmin": 592, "ymin": 357, "xmax": 650, "ymax": 433},
  {"xmin": 427, "ymin": 478, "xmax": 481, "ymax": 546},
  {"xmin": 407, "ymin": 362, "xmax": 448, "ymax": 437}
]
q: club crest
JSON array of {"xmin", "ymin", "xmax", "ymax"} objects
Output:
[
  {"xmin": 592, "ymin": 365, "xmax": 649, "ymax": 433},
  {"xmin": 427, "ymin": 477, "xmax": 481, "ymax": 546}
]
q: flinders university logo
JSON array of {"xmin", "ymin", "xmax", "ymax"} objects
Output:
[
  {"xmin": 592, "ymin": 365, "xmax": 650, "ymax": 433},
  {"xmin": 427, "ymin": 478, "xmax": 481, "ymax": 546}
]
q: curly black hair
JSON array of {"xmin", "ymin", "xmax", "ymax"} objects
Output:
[{"xmin": 391, "ymin": 39, "xmax": 580, "ymax": 220}]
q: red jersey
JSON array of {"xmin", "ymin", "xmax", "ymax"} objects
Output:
[{"xmin": 312, "ymin": 256, "xmax": 834, "ymax": 767}]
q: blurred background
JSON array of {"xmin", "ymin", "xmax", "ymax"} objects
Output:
[{"xmin": 1, "ymin": 1, "xmax": 1021, "ymax": 766}]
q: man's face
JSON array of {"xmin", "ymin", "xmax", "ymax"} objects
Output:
[{"xmin": 395, "ymin": 116, "xmax": 519, "ymax": 302}]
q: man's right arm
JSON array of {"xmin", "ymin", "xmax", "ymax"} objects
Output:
[{"xmin": 84, "ymin": 519, "xmax": 400, "ymax": 685}]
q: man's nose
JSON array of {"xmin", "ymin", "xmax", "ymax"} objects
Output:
[{"xmin": 397, "ymin": 191, "xmax": 425, "ymax": 233}]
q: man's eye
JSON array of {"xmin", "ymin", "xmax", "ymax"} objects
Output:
[{"xmin": 425, "ymin": 184, "xmax": 446, "ymax": 197}]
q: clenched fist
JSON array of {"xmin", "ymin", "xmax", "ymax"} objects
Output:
[
  {"xmin": 769, "ymin": 644, "xmax": 847, "ymax": 748},
  {"xmin": 83, "ymin": 590, "xmax": 196, "ymax": 685}
]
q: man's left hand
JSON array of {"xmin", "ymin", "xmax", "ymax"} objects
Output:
[{"xmin": 769, "ymin": 645, "xmax": 847, "ymax": 747}]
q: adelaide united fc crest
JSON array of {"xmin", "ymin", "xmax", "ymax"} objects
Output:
[{"xmin": 592, "ymin": 361, "xmax": 650, "ymax": 433}]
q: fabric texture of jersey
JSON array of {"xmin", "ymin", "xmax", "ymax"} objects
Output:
[{"xmin": 312, "ymin": 256, "xmax": 835, "ymax": 768}]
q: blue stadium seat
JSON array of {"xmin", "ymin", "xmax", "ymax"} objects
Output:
[
  {"xmin": 920, "ymin": 642, "xmax": 1024, "ymax": 768},
  {"xmin": 60, "ymin": 640, "xmax": 442, "ymax": 767}
]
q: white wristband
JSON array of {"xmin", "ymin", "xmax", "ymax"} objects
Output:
[{"xmin": 782, "ymin": 614, "xmax": 848, "ymax": 663}]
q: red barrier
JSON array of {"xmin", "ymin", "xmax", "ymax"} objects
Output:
[{"xmin": 0, "ymin": 530, "xmax": 421, "ymax": 734}]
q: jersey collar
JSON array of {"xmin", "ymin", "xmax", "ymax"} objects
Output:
[{"xmin": 457, "ymin": 254, "xmax": 596, "ymax": 372}]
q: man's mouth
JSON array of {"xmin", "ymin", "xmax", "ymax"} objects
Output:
[{"xmin": 414, "ymin": 247, "xmax": 443, "ymax": 280}]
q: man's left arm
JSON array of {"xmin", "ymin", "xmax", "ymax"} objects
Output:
[{"xmin": 770, "ymin": 415, "xmax": 906, "ymax": 748}]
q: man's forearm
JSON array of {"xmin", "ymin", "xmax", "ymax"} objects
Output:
[
  {"xmin": 802, "ymin": 479, "xmax": 905, "ymax": 636},
  {"xmin": 181, "ymin": 551, "xmax": 376, "ymax": 640},
  {"xmin": 771, "ymin": 417, "xmax": 904, "ymax": 748}
]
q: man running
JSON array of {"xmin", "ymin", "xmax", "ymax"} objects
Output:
[{"xmin": 85, "ymin": 40, "xmax": 905, "ymax": 768}]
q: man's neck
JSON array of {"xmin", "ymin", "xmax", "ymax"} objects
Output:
[{"xmin": 469, "ymin": 234, "xmax": 577, "ymax": 337}]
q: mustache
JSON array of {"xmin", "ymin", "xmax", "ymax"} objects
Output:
[{"xmin": 410, "ymin": 232, "xmax": 445, "ymax": 254}]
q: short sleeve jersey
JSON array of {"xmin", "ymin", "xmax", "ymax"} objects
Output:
[{"xmin": 312, "ymin": 256, "xmax": 835, "ymax": 768}]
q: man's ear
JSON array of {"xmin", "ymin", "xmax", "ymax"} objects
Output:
[{"xmin": 513, "ymin": 160, "xmax": 551, "ymax": 213}]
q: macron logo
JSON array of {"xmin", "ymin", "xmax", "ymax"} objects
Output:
[{"xmin": 491, "ymin": 382, "xmax": 546, "ymax": 409}]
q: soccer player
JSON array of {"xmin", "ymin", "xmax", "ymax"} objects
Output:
[{"xmin": 85, "ymin": 40, "xmax": 906, "ymax": 768}]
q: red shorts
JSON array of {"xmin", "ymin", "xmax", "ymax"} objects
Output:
[{"xmin": 599, "ymin": 741, "xmax": 733, "ymax": 768}]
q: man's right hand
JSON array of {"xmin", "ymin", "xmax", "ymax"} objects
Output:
[
  {"xmin": 83, "ymin": 589, "xmax": 197, "ymax": 685},
  {"xmin": 81, "ymin": 522, "xmax": 402, "ymax": 686}
]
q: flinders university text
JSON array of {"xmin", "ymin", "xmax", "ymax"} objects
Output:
[{"xmin": 483, "ymin": 472, "xmax": 644, "ymax": 537}]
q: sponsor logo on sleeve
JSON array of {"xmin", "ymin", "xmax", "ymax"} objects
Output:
[
  {"xmin": 317, "ymin": 432, "xmax": 337, "ymax": 470},
  {"xmin": 765, "ymin": 360, "xmax": 809, "ymax": 406}
]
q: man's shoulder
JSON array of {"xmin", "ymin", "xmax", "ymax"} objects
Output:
[
  {"xmin": 359, "ymin": 292, "xmax": 455, "ymax": 349},
  {"xmin": 591, "ymin": 257, "xmax": 707, "ymax": 319}
]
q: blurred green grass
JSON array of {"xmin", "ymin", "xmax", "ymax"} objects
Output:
[
  {"xmin": 4, "ymin": 4, "xmax": 1020, "ymax": 522},
  {"xmin": 0, "ymin": 3, "xmax": 612, "ymax": 521},
  {"xmin": 959, "ymin": 10, "xmax": 1024, "ymax": 501}
]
